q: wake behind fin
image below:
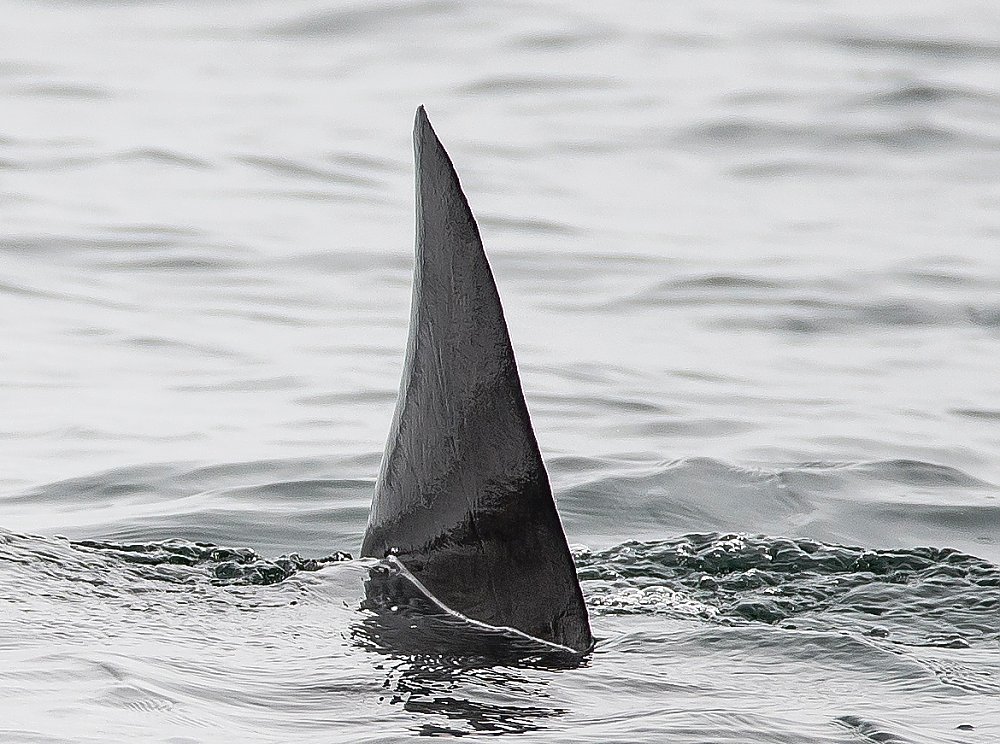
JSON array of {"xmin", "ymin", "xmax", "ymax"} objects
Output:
[{"xmin": 360, "ymin": 106, "xmax": 593, "ymax": 654}]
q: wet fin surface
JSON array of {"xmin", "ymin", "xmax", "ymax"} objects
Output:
[{"xmin": 360, "ymin": 106, "xmax": 593, "ymax": 654}]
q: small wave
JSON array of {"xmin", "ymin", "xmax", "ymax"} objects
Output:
[
  {"xmin": 104, "ymin": 223, "xmax": 205, "ymax": 239},
  {"xmin": 558, "ymin": 456, "xmax": 1000, "ymax": 569},
  {"xmin": 847, "ymin": 459, "xmax": 993, "ymax": 489},
  {"xmin": 0, "ymin": 529, "xmax": 350, "ymax": 590},
  {"xmin": 111, "ymin": 148, "xmax": 211, "ymax": 170},
  {"xmin": 888, "ymin": 265, "xmax": 995, "ymax": 290},
  {"xmin": 1, "ymin": 234, "xmax": 178, "ymax": 255},
  {"xmin": 510, "ymin": 28, "xmax": 618, "ymax": 51},
  {"xmin": 459, "ymin": 74, "xmax": 615, "ymax": 96},
  {"xmin": 478, "ymin": 213, "xmax": 579, "ymax": 236},
  {"xmin": 0, "ymin": 61, "xmax": 50, "ymax": 78},
  {"xmin": 611, "ymin": 273, "xmax": 1000, "ymax": 332},
  {"xmin": 119, "ymin": 335, "xmax": 248, "ymax": 360},
  {"xmin": 171, "ymin": 375, "xmax": 304, "ymax": 393},
  {"xmin": 236, "ymin": 155, "xmax": 380, "ymax": 188},
  {"xmin": 16, "ymin": 83, "xmax": 111, "ymax": 100},
  {"xmin": 284, "ymin": 249, "xmax": 409, "ymax": 275},
  {"xmin": 94, "ymin": 685, "xmax": 177, "ymax": 714},
  {"xmin": 0, "ymin": 279, "xmax": 58, "ymax": 300},
  {"xmin": 834, "ymin": 716, "xmax": 917, "ymax": 744},
  {"xmin": 826, "ymin": 34, "xmax": 1000, "ymax": 61},
  {"xmin": 266, "ymin": 0, "xmax": 458, "ymax": 38},
  {"xmin": 533, "ymin": 392, "xmax": 667, "ymax": 416},
  {"xmin": 675, "ymin": 116, "xmax": 997, "ymax": 154},
  {"xmin": 295, "ymin": 389, "xmax": 397, "ymax": 406},
  {"xmin": 1, "ymin": 231, "xmax": 251, "ymax": 284},
  {"xmin": 624, "ymin": 272, "xmax": 787, "ymax": 306},
  {"xmin": 729, "ymin": 158, "xmax": 859, "ymax": 179},
  {"xmin": 98, "ymin": 253, "xmax": 244, "ymax": 273},
  {"xmin": 0, "ymin": 155, "xmax": 90, "ymax": 172},
  {"xmin": 628, "ymin": 418, "xmax": 757, "ymax": 438},
  {"xmin": 175, "ymin": 455, "xmax": 376, "ymax": 489},
  {"xmin": 912, "ymin": 656, "xmax": 1000, "ymax": 695},
  {"xmin": 576, "ymin": 533, "xmax": 1000, "ymax": 648},
  {"xmin": 952, "ymin": 408, "xmax": 1000, "ymax": 422},
  {"xmin": 0, "ymin": 148, "xmax": 210, "ymax": 172},
  {"xmin": 491, "ymin": 248, "xmax": 674, "ymax": 283},
  {"xmin": 185, "ymin": 304, "xmax": 320, "ymax": 327},
  {"xmin": 523, "ymin": 360, "xmax": 639, "ymax": 386},
  {"xmin": 659, "ymin": 273, "xmax": 781, "ymax": 291},
  {"xmin": 326, "ymin": 152, "xmax": 403, "ymax": 174},
  {"xmin": 852, "ymin": 123, "xmax": 969, "ymax": 150},
  {"xmin": 674, "ymin": 118, "xmax": 815, "ymax": 150},
  {"xmin": 5, "ymin": 458, "xmax": 376, "ymax": 556},
  {"xmin": 860, "ymin": 82, "xmax": 998, "ymax": 108},
  {"xmin": 72, "ymin": 537, "xmax": 351, "ymax": 586}
]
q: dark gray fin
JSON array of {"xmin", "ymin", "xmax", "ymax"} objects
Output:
[{"xmin": 360, "ymin": 106, "xmax": 593, "ymax": 654}]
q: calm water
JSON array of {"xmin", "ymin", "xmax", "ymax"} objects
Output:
[{"xmin": 2, "ymin": 1, "xmax": 999, "ymax": 741}]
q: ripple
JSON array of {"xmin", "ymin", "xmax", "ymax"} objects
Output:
[
  {"xmin": 952, "ymin": 408, "xmax": 1000, "ymax": 421},
  {"xmin": 0, "ymin": 279, "xmax": 57, "ymax": 300},
  {"xmin": 675, "ymin": 118, "xmax": 814, "ymax": 149},
  {"xmin": 295, "ymin": 390, "xmax": 396, "ymax": 406},
  {"xmin": 283, "ymin": 249, "xmax": 409, "ymax": 274},
  {"xmin": 848, "ymin": 459, "xmax": 994, "ymax": 488},
  {"xmin": 577, "ymin": 533, "xmax": 1000, "ymax": 647},
  {"xmin": 17, "ymin": 83, "xmax": 112, "ymax": 100},
  {"xmin": 510, "ymin": 28, "xmax": 618, "ymax": 51},
  {"xmin": 612, "ymin": 271, "xmax": 1000, "ymax": 332},
  {"xmin": 236, "ymin": 155, "xmax": 379, "ymax": 187},
  {"xmin": 4, "ymin": 458, "xmax": 376, "ymax": 555},
  {"xmin": 112, "ymin": 148, "xmax": 211, "ymax": 170},
  {"xmin": 171, "ymin": 375, "xmax": 304, "ymax": 393},
  {"xmin": 266, "ymin": 0, "xmax": 459, "ymax": 38},
  {"xmin": 121, "ymin": 335, "xmax": 246, "ymax": 359},
  {"xmin": 627, "ymin": 418, "xmax": 757, "ymax": 438},
  {"xmin": 676, "ymin": 116, "xmax": 997, "ymax": 154},
  {"xmin": 98, "ymin": 253, "xmax": 244, "ymax": 272},
  {"xmin": 478, "ymin": 213, "xmax": 579, "ymax": 236},
  {"xmin": 730, "ymin": 158, "xmax": 859, "ymax": 179},
  {"xmin": 459, "ymin": 74, "xmax": 615, "ymax": 95},
  {"xmin": 1, "ymin": 234, "xmax": 180, "ymax": 255},
  {"xmin": 834, "ymin": 716, "xmax": 916, "ymax": 744},
  {"xmin": 860, "ymin": 82, "xmax": 998, "ymax": 108},
  {"xmin": 827, "ymin": 34, "xmax": 1000, "ymax": 60},
  {"xmin": 72, "ymin": 536, "xmax": 351, "ymax": 586}
]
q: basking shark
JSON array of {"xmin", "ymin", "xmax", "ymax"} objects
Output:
[{"xmin": 360, "ymin": 107, "xmax": 593, "ymax": 655}]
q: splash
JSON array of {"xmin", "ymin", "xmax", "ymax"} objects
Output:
[{"xmin": 576, "ymin": 533, "xmax": 1000, "ymax": 647}]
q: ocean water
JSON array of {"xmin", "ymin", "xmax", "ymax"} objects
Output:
[{"xmin": 2, "ymin": 0, "xmax": 999, "ymax": 741}]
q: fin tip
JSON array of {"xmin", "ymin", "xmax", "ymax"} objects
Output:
[{"xmin": 413, "ymin": 105, "xmax": 438, "ymax": 151}]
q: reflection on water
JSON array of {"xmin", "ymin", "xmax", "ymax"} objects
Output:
[
  {"xmin": 354, "ymin": 616, "xmax": 576, "ymax": 737},
  {"xmin": 386, "ymin": 663, "xmax": 568, "ymax": 737},
  {"xmin": 353, "ymin": 560, "xmax": 584, "ymax": 735}
]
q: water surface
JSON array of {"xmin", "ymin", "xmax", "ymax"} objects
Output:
[{"xmin": 1, "ymin": 1, "xmax": 999, "ymax": 741}]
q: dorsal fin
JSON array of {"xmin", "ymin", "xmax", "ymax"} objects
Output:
[{"xmin": 360, "ymin": 106, "xmax": 593, "ymax": 654}]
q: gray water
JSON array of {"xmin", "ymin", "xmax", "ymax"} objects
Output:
[{"xmin": 2, "ymin": 1, "xmax": 999, "ymax": 741}]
